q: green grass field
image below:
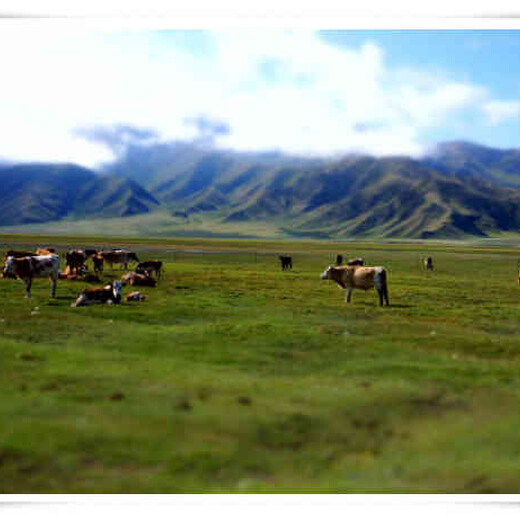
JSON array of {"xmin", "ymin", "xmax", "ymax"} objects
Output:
[{"xmin": 1, "ymin": 234, "xmax": 520, "ymax": 493}]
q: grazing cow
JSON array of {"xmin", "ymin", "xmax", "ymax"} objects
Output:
[
  {"xmin": 136, "ymin": 260, "xmax": 163, "ymax": 280},
  {"xmin": 3, "ymin": 254, "xmax": 60, "ymax": 298},
  {"xmin": 279, "ymin": 255, "xmax": 292, "ymax": 271},
  {"xmin": 5, "ymin": 250, "xmax": 37, "ymax": 259},
  {"xmin": 424, "ymin": 257, "xmax": 434, "ymax": 271},
  {"xmin": 71, "ymin": 281, "xmax": 123, "ymax": 307},
  {"xmin": 121, "ymin": 272, "xmax": 156, "ymax": 287},
  {"xmin": 346, "ymin": 257, "xmax": 364, "ymax": 266},
  {"xmin": 66, "ymin": 249, "xmax": 88, "ymax": 275},
  {"xmin": 99, "ymin": 250, "xmax": 140, "ymax": 270},
  {"xmin": 320, "ymin": 265, "xmax": 389, "ymax": 307},
  {"xmin": 125, "ymin": 291, "xmax": 147, "ymax": 302},
  {"xmin": 91, "ymin": 254, "xmax": 104, "ymax": 275},
  {"xmin": 336, "ymin": 254, "xmax": 343, "ymax": 266}
]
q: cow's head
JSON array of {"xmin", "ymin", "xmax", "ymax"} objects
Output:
[
  {"xmin": 320, "ymin": 266, "xmax": 334, "ymax": 280},
  {"xmin": 320, "ymin": 265, "xmax": 347, "ymax": 288},
  {"xmin": 112, "ymin": 281, "xmax": 123, "ymax": 300},
  {"xmin": 129, "ymin": 253, "xmax": 139, "ymax": 262},
  {"xmin": 2, "ymin": 257, "xmax": 15, "ymax": 278}
]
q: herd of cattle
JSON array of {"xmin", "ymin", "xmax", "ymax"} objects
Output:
[
  {"xmin": 1, "ymin": 247, "xmax": 163, "ymax": 306},
  {"xmin": 1, "ymin": 245, "xmax": 439, "ymax": 309}
]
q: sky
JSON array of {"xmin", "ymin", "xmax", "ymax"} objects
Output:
[{"xmin": 1, "ymin": 25, "xmax": 520, "ymax": 168}]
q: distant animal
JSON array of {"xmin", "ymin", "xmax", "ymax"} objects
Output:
[
  {"xmin": 424, "ymin": 257, "xmax": 434, "ymax": 271},
  {"xmin": 320, "ymin": 264, "xmax": 389, "ymax": 307},
  {"xmin": 3, "ymin": 254, "xmax": 60, "ymax": 298},
  {"xmin": 336, "ymin": 254, "xmax": 343, "ymax": 266},
  {"xmin": 71, "ymin": 281, "xmax": 123, "ymax": 307},
  {"xmin": 84, "ymin": 249, "xmax": 98, "ymax": 257},
  {"xmin": 99, "ymin": 250, "xmax": 140, "ymax": 270},
  {"xmin": 35, "ymin": 248, "xmax": 56, "ymax": 255},
  {"xmin": 91, "ymin": 254, "xmax": 104, "ymax": 275},
  {"xmin": 346, "ymin": 257, "xmax": 364, "ymax": 266},
  {"xmin": 136, "ymin": 260, "xmax": 163, "ymax": 280},
  {"xmin": 279, "ymin": 255, "xmax": 292, "ymax": 271},
  {"xmin": 125, "ymin": 291, "xmax": 147, "ymax": 302},
  {"xmin": 121, "ymin": 272, "xmax": 156, "ymax": 287},
  {"xmin": 5, "ymin": 250, "xmax": 37, "ymax": 259},
  {"xmin": 65, "ymin": 249, "xmax": 88, "ymax": 275}
]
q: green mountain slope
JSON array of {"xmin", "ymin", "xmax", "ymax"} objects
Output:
[
  {"xmin": 0, "ymin": 163, "xmax": 160, "ymax": 226},
  {"xmin": 2, "ymin": 140, "xmax": 520, "ymax": 238}
]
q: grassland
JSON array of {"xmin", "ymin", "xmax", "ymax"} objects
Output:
[{"xmin": 1, "ymin": 234, "xmax": 520, "ymax": 493}]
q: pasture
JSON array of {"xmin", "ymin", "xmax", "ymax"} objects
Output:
[{"xmin": 1, "ymin": 235, "xmax": 520, "ymax": 493}]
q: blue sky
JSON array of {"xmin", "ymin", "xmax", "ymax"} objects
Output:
[
  {"xmin": 320, "ymin": 30, "xmax": 520, "ymax": 148},
  {"xmin": 1, "ymin": 26, "xmax": 520, "ymax": 167}
]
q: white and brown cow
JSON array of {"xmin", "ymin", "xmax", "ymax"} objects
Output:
[
  {"xmin": 99, "ymin": 250, "xmax": 139, "ymax": 270},
  {"xmin": 320, "ymin": 265, "xmax": 389, "ymax": 306},
  {"xmin": 3, "ymin": 254, "xmax": 60, "ymax": 298},
  {"xmin": 121, "ymin": 272, "xmax": 156, "ymax": 287},
  {"xmin": 71, "ymin": 281, "xmax": 123, "ymax": 307}
]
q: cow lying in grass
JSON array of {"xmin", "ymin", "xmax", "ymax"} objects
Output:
[
  {"xmin": 71, "ymin": 281, "xmax": 123, "ymax": 307},
  {"xmin": 121, "ymin": 272, "xmax": 157, "ymax": 287},
  {"xmin": 3, "ymin": 254, "xmax": 60, "ymax": 298},
  {"xmin": 126, "ymin": 291, "xmax": 147, "ymax": 302},
  {"xmin": 320, "ymin": 265, "xmax": 389, "ymax": 306},
  {"xmin": 58, "ymin": 272, "xmax": 100, "ymax": 283}
]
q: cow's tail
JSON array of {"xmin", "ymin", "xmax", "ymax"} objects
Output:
[{"xmin": 375, "ymin": 268, "xmax": 389, "ymax": 307}]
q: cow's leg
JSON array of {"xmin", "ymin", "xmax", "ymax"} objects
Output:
[
  {"xmin": 377, "ymin": 287, "xmax": 384, "ymax": 307},
  {"xmin": 383, "ymin": 285, "xmax": 389, "ymax": 306},
  {"xmin": 345, "ymin": 288, "xmax": 353, "ymax": 303},
  {"xmin": 50, "ymin": 277, "xmax": 57, "ymax": 298},
  {"xmin": 24, "ymin": 279, "xmax": 32, "ymax": 298}
]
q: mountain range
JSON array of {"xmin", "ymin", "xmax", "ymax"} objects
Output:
[{"xmin": 2, "ymin": 141, "xmax": 520, "ymax": 239}]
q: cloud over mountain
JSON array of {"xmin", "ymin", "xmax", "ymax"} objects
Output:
[{"xmin": 0, "ymin": 27, "xmax": 519, "ymax": 167}]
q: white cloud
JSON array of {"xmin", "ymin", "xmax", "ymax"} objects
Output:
[
  {"xmin": 0, "ymin": 25, "xmax": 516, "ymax": 167},
  {"xmin": 482, "ymin": 100, "xmax": 520, "ymax": 125}
]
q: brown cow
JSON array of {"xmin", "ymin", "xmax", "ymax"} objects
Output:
[
  {"xmin": 136, "ymin": 260, "xmax": 163, "ymax": 280},
  {"xmin": 3, "ymin": 254, "xmax": 60, "ymax": 298},
  {"xmin": 71, "ymin": 281, "xmax": 123, "ymax": 307},
  {"xmin": 99, "ymin": 250, "xmax": 139, "ymax": 270},
  {"xmin": 91, "ymin": 254, "xmax": 104, "ymax": 275},
  {"xmin": 320, "ymin": 265, "xmax": 389, "ymax": 306},
  {"xmin": 66, "ymin": 249, "xmax": 88, "ymax": 275}
]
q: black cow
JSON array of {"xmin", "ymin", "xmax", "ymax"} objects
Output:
[{"xmin": 279, "ymin": 255, "xmax": 292, "ymax": 271}]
